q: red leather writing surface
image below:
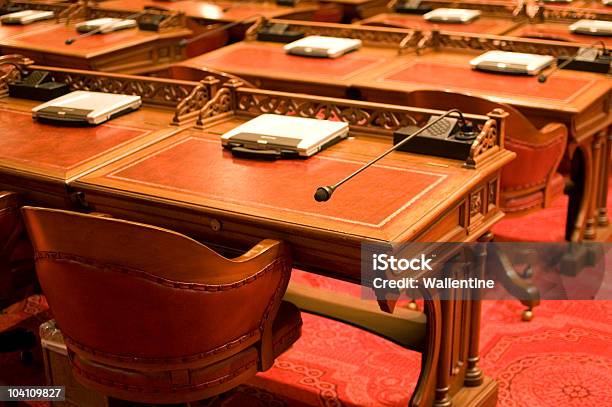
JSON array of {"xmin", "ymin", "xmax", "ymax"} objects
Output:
[
  {"xmin": 0, "ymin": 24, "xmax": 44, "ymax": 39},
  {"xmin": 372, "ymin": 15, "xmax": 505, "ymax": 34},
  {"xmin": 8, "ymin": 25, "xmax": 147, "ymax": 52},
  {"xmin": 107, "ymin": 137, "xmax": 447, "ymax": 227},
  {"xmin": 383, "ymin": 62, "xmax": 593, "ymax": 102},
  {"xmin": 0, "ymin": 110, "xmax": 147, "ymax": 171},
  {"xmin": 190, "ymin": 45, "xmax": 381, "ymax": 79}
]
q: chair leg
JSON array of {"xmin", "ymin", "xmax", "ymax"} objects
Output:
[{"xmin": 489, "ymin": 248, "xmax": 540, "ymax": 321}]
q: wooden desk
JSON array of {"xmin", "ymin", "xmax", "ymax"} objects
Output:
[
  {"xmin": 357, "ymin": 12, "xmax": 522, "ymax": 35},
  {"xmin": 0, "ymin": 63, "xmax": 227, "ymax": 207},
  {"xmin": 172, "ymin": 20, "xmax": 409, "ymax": 96},
  {"xmin": 176, "ymin": 40, "xmax": 394, "ymax": 96},
  {"xmin": 70, "ymin": 82, "xmax": 513, "ymax": 407},
  {"xmin": 507, "ymin": 20, "xmax": 612, "ymax": 46},
  {"xmin": 171, "ymin": 21, "xmax": 611, "ymax": 241},
  {"xmin": 0, "ymin": 23, "xmax": 191, "ymax": 74},
  {"xmin": 351, "ymin": 45, "xmax": 611, "ymax": 241}
]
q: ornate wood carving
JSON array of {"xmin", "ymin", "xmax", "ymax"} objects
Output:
[
  {"xmin": 469, "ymin": 190, "xmax": 483, "ymax": 218},
  {"xmin": 86, "ymin": 7, "xmax": 187, "ymax": 31},
  {"xmin": 427, "ymin": 31, "xmax": 581, "ymax": 57},
  {"xmin": 540, "ymin": 7, "xmax": 612, "ymax": 22},
  {"xmin": 197, "ymin": 87, "xmax": 504, "ymax": 168},
  {"xmin": 253, "ymin": 19, "xmax": 414, "ymax": 48},
  {"xmin": 0, "ymin": 55, "xmax": 33, "ymax": 98},
  {"xmin": 465, "ymin": 118, "xmax": 500, "ymax": 169}
]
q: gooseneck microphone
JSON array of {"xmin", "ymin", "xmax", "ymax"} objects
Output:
[
  {"xmin": 314, "ymin": 109, "xmax": 468, "ymax": 202},
  {"xmin": 538, "ymin": 41, "xmax": 608, "ymax": 83},
  {"xmin": 179, "ymin": 15, "xmax": 261, "ymax": 47},
  {"xmin": 65, "ymin": 9, "xmax": 159, "ymax": 45}
]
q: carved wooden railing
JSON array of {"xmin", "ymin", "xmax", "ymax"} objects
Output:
[
  {"xmin": 0, "ymin": 55, "xmax": 33, "ymax": 97},
  {"xmin": 387, "ymin": 0, "xmax": 524, "ymax": 18},
  {"xmin": 85, "ymin": 7, "xmax": 187, "ymax": 30},
  {"xmin": 421, "ymin": 30, "xmax": 584, "ymax": 57},
  {"xmin": 539, "ymin": 4, "xmax": 612, "ymax": 22},
  {"xmin": 196, "ymin": 83, "xmax": 505, "ymax": 169},
  {"xmin": 246, "ymin": 17, "xmax": 421, "ymax": 49}
]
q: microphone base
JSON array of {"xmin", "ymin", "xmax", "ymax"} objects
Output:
[
  {"xmin": 556, "ymin": 54, "xmax": 611, "ymax": 74},
  {"xmin": 393, "ymin": 125, "xmax": 474, "ymax": 161}
]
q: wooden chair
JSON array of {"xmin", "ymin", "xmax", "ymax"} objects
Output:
[
  {"xmin": 0, "ymin": 191, "xmax": 35, "ymax": 308},
  {"xmin": 404, "ymin": 90, "xmax": 568, "ymax": 215},
  {"xmin": 403, "ymin": 90, "xmax": 569, "ymax": 320},
  {"xmin": 0, "ymin": 191, "xmax": 37, "ymax": 360},
  {"xmin": 22, "ymin": 207, "xmax": 302, "ymax": 404}
]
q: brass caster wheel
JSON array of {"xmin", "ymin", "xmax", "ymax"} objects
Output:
[
  {"xmin": 522, "ymin": 309, "xmax": 534, "ymax": 322},
  {"xmin": 407, "ymin": 300, "xmax": 419, "ymax": 311}
]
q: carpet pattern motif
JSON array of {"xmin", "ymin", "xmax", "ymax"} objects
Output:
[{"xmin": 1, "ymin": 288, "xmax": 611, "ymax": 407}]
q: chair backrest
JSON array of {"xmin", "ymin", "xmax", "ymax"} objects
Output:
[
  {"xmin": 403, "ymin": 90, "xmax": 567, "ymax": 202},
  {"xmin": 0, "ymin": 191, "xmax": 33, "ymax": 307},
  {"xmin": 22, "ymin": 207, "xmax": 292, "ymax": 371}
]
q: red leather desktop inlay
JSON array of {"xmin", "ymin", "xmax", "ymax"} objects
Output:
[
  {"xmin": 0, "ymin": 110, "xmax": 147, "ymax": 172},
  {"xmin": 383, "ymin": 62, "xmax": 593, "ymax": 102},
  {"xmin": 9, "ymin": 26, "xmax": 148, "ymax": 52},
  {"xmin": 108, "ymin": 137, "xmax": 447, "ymax": 227},
  {"xmin": 192, "ymin": 46, "xmax": 382, "ymax": 79},
  {"xmin": 374, "ymin": 15, "xmax": 505, "ymax": 33},
  {"xmin": 0, "ymin": 24, "xmax": 44, "ymax": 39}
]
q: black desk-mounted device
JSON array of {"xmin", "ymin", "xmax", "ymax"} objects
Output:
[
  {"xmin": 393, "ymin": 116, "xmax": 478, "ymax": 160},
  {"xmin": 257, "ymin": 22, "xmax": 304, "ymax": 43},
  {"xmin": 137, "ymin": 6, "xmax": 170, "ymax": 31},
  {"xmin": 556, "ymin": 47, "xmax": 611, "ymax": 74},
  {"xmin": 8, "ymin": 71, "xmax": 70, "ymax": 101},
  {"xmin": 394, "ymin": 0, "xmax": 433, "ymax": 14},
  {"xmin": 276, "ymin": 0, "xmax": 298, "ymax": 6}
]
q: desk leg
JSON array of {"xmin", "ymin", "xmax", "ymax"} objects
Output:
[
  {"xmin": 464, "ymin": 240, "xmax": 486, "ymax": 387},
  {"xmin": 597, "ymin": 128, "xmax": 611, "ymax": 227},
  {"xmin": 585, "ymin": 133, "xmax": 603, "ymax": 240},
  {"xmin": 566, "ymin": 144, "xmax": 592, "ymax": 241}
]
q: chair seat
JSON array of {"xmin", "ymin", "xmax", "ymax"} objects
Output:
[
  {"xmin": 69, "ymin": 301, "xmax": 302, "ymax": 404},
  {"xmin": 493, "ymin": 193, "xmax": 569, "ymax": 242},
  {"xmin": 501, "ymin": 172, "xmax": 565, "ymax": 213}
]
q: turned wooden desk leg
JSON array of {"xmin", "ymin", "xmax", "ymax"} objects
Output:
[
  {"xmin": 597, "ymin": 129, "xmax": 611, "ymax": 227},
  {"xmin": 434, "ymin": 294, "xmax": 453, "ymax": 407},
  {"xmin": 585, "ymin": 133, "xmax": 603, "ymax": 240},
  {"xmin": 465, "ymin": 236, "xmax": 488, "ymax": 387}
]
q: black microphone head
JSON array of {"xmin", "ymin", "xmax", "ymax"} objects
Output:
[
  {"xmin": 538, "ymin": 74, "xmax": 547, "ymax": 83},
  {"xmin": 65, "ymin": 38, "xmax": 75, "ymax": 45},
  {"xmin": 314, "ymin": 186, "xmax": 334, "ymax": 202}
]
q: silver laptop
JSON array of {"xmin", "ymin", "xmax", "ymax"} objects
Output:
[
  {"xmin": 221, "ymin": 114, "xmax": 349, "ymax": 158},
  {"xmin": 0, "ymin": 10, "xmax": 54, "ymax": 25},
  {"xmin": 284, "ymin": 36, "xmax": 362, "ymax": 58},
  {"xmin": 75, "ymin": 18, "xmax": 138, "ymax": 34},
  {"xmin": 470, "ymin": 51, "xmax": 555, "ymax": 75},
  {"xmin": 32, "ymin": 91, "xmax": 142, "ymax": 125},
  {"xmin": 423, "ymin": 8, "xmax": 481, "ymax": 24},
  {"xmin": 569, "ymin": 20, "xmax": 612, "ymax": 36}
]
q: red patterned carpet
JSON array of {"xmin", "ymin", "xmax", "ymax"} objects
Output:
[{"xmin": 1, "ymin": 281, "xmax": 611, "ymax": 407}]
